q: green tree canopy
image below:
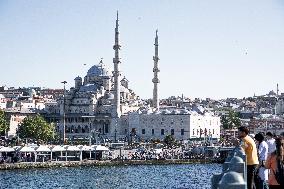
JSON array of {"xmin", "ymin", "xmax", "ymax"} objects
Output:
[
  {"xmin": 163, "ymin": 135, "xmax": 177, "ymax": 147},
  {"xmin": 0, "ymin": 110, "xmax": 8, "ymax": 135},
  {"xmin": 17, "ymin": 115, "xmax": 55, "ymax": 143},
  {"xmin": 221, "ymin": 110, "xmax": 241, "ymax": 130}
]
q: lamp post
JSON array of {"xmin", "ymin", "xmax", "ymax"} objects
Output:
[
  {"xmin": 61, "ymin": 81, "xmax": 67, "ymax": 144},
  {"xmin": 114, "ymin": 120, "xmax": 117, "ymax": 143}
]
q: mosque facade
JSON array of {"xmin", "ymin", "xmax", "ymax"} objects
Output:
[{"xmin": 57, "ymin": 13, "xmax": 221, "ymax": 143}]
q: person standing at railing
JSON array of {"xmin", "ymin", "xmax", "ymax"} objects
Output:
[
  {"xmin": 238, "ymin": 126, "xmax": 259, "ymax": 189},
  {"xmin": 254, "ymin": 133, "xmax": 269, "ymax": 189},
  {"xmin": 266, "ymin": 132, "xmax": 276, "ymax": 154}
]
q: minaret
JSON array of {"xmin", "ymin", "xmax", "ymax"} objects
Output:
[
  {"xmin": 152, "ymin": 30, "xmax": 160, "ymax": 109},
  {"xmin": 277, "ymin": 83, "xmax": 279, "ymax": 96},
  {"xmin": 112, "ymin": 11, "xmax": 121, "ymax": 117}
]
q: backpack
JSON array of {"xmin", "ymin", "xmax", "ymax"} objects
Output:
[{"xmin": 274, "ymin": 159, "xmax": 284, "ymax": 186}]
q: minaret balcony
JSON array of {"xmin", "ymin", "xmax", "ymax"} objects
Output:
[
  {"xmin": 113, "ymin": 44, "xmax": 121, "ymax": 50},
  {"xmin": 153, "ymin": 68, "xmax": 160, "ymax": 72},
  {"xmin": 152, "ymin": 78, "xmax": 160, "ymax": 83}
]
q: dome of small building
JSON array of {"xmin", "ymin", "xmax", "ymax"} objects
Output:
[
  {"xmin": 120, "ymin": 86, "xmax": 129, "ymax": 93},
  {"xmin": 86, "ymin": 60, "xmax": 111, "ymax": 77},
  {"xmin": 74, "ymin": 76, "xmax": 82, "ymax": 80}
]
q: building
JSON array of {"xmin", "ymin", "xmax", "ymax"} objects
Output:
[{"xmin": 128, "ymin": 108, "xmax": 221, "ymax": 141}]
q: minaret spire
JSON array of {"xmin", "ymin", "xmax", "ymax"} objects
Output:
[
  {"xmin": 152, "ymin": 29, "xmax": 160, "ymax": 109},
  {"xmin": 112, "ymin": 11, "xmax": 121, "ymax": 117}
]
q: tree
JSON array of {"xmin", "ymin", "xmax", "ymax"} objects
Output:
[
  {"xmin": 17, "ymin": 115, "xmax": 55, "ymax": 143},
  {"xmin": 163, "ymin": 135, "xmax": 177, "ymax": 148},
  {"xmin": 0, "ymin": 110, "xmax": 8, "ymax": 136},
  {"xmin": 221, "ymin": 110, "xmax": 241, "ymax": 130}
]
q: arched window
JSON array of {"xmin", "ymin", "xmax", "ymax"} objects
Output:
[
  {"xmin": 85, "ymin": 125, "xmax": 89, "ymax": 133},
  {"xmin": 77, "ymin": 125, "xmax": 82, "ymax": 133}
]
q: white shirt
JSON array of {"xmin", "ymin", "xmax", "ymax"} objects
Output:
[
  {"xmin": 257, "ymin": 141, "xmax": 269, "ymax": 181},
  {"xmin": 266, "ymin": 138, "xmax": 276, "ymax": 154}
]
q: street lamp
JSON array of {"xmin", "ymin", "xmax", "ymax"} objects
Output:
[
  {"xmin": 114, "ymin": 120, "xmax": 117, "ymax": 143},
  {"xmin": 61, "ymin": 81, "xmax": 67, "ymax": 144}
]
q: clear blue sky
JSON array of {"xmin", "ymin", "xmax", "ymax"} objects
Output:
[{"xmin": 0, "ymin": 0, "xmax": 284, "ymax": 99}]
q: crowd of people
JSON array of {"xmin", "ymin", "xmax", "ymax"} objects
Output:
[{"xmin": 237, "ymin": 126, "xmax": 284, "ymax": 189}]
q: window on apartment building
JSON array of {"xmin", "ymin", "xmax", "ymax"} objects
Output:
[
  {"xmin": 152, "ymin": 129, "xmax": 154, "ymax": 135},
  {"xmin": 161, "ymin": 129, "xmax": 164, "ymax": 135},
  {"xmin": 142, "ymin": 129, "xmax": 145, "ymax": 134},
  {"xmin": 181, "ymin": 129, "xmax": 184, "ymax": 135},
  {"xmin": 171, "ymin": 129, "xmax": 174, "ymax": 135}
]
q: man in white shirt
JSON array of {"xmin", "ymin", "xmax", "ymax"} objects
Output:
[
  {"xmin": 255, "ymin": 133, "xmax": 269, "ymax": 189},
  {"xmin": 265, "ymin": 132, "xmax": 276, "ymax": 154}
]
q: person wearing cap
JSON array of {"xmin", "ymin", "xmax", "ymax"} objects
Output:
[
  {"xmin": 266, "ymin": 132, "xmax": 276, "ymax": 154},
  {"xmin": 254, "ymin": 133, "xmax": 269, "ymax": 189},
  {"xmin": 238, "ymin": 126, "xmax": 259, "ymax": 189}
]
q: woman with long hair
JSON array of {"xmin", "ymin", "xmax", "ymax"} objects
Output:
[{"xmin": 265, "ymin": 137, "xmax": 284, "ymax": 188}]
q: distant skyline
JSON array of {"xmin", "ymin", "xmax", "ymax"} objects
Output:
[{"xmin": 0, "ymin": 0, "xmax": 283, "ymax": 99}]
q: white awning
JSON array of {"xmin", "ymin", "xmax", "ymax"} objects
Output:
[
  {"xmin": 92, "ymin": 145, "xmax": 109, "ymax": 151},
  {"xmin": 78, "ymin": 145, "xmax": 93, "ymax": 151},
  {"xmin": 0, "ymin": 146, "xmax": 15, "ymax": 152},
  {"xmin": 65, "ymin": 146, "xmax": 80, "ymax": 151},
  {"xmin": 50, "ymin": 145, "xmax": 66, "ymax": 152},
  {"xmin": 19, "ymin": 146, "xmax": 35, "ymax": 152},
  {"xmin": 35, "ymin": 145, "xmax": 51, "ymax": 152}
]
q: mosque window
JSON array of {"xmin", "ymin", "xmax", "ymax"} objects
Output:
[
  {"xmin": 171, "ymin": 129, "xmax": 174, "ymax": 135},
  {"xmin": 161, "ymin": 129, "xmax": 164, "ymax": 135},
  {"xmin": 152, "ymin": 129, "xmax": 154, "ymax": 135},
  {"xmin": 142, "ymin": 129, "xmax": 145, "ymax": 134},
  {"xmin": 181, "ymin": 129, "xmax": 184, "ymax": 135},
  {"xmin": 105, "ymin": 124, "xmax": 109, "ymax": 133},
  {"xmin": 171, "ymin": 119, "xmax": 174, "ymax": 124}
]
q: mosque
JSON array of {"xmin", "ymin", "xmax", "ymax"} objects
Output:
[{"xmin": 57, "ymin": 13, "xmax": 221, "ymax": 143}]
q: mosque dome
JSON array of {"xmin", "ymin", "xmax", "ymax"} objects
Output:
[{"xmin": 86, "ymin": 60, "xmax": 111, "ymax": 77}]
